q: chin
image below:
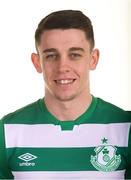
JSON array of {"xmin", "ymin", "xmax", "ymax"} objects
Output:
[{"xmin": 54, "ymin": 93, "xmax": 78, "ymax": 102}]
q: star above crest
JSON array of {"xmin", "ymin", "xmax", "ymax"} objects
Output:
[{"xmin": 101, "ymin": 137, "xmax": 108, "ymax": 144}]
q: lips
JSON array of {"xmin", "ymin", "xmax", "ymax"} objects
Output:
[{"xmin": 54, "ymin": 79, "xmax": 76, "ymax": 85}]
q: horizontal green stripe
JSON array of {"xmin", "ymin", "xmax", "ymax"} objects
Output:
[{"xmin": 7, "ymin": 147, "xmax": 127, "ymax": 171}]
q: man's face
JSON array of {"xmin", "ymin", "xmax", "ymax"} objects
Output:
[{"xmin": 32, "ymin": 29, "xmax": 99, "ymax": 102}]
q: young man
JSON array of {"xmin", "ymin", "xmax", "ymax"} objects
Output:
[{"xmin": 0, "ymin": 10, "xmax": 131, "ymax": 179}]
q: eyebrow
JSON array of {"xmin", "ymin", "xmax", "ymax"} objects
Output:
[
  {"xmin": 43, "ymin": 48, "xmax": 57, "ymax": 54},
  {"xmin": 69, "ymin": 47, "xmax": 85, "ymax": 52}
]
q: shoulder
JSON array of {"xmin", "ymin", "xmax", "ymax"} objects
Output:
[
  {"xmin": 95, "ymin": 97, "xmax": 131, "ymax": 123},
  {"xmin": 0, "ymin": 99, "xmax": 42, "ymax": 124}
]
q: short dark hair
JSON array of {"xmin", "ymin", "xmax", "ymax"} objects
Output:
[{"xmin": 35, "ymin": 10, "xmax": 95, "ymax": 49}]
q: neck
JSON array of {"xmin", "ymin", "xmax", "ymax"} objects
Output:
[{"xmin": 44, "ymin": 92, "xmax": 92, "ymax": 121}]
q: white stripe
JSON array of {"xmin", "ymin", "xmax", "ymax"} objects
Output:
[
  {"xmin": 5, "ymin": 123, "xmax": 130, "ymax": 148},
  {"xmin": 12, "ymin": 170, "xmax": 125, "ymax": 179}
]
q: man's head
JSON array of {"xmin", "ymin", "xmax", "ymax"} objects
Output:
[
  {"xmin": 32, "ymin": 10, "xmax": 99, "ymax": 103},
  {"xmin": 35, "ymin": 10, "xmax": 95, "ymax": 51}
]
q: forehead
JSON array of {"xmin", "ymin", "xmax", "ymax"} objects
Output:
[{"xmin": 38, "ymin": 29, "xmax": 90, "ymax": 50}]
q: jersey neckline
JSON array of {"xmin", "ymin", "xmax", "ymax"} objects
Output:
[{"xmin": 39, "ymin": 96, "xmax": 98, "ymax": 130}]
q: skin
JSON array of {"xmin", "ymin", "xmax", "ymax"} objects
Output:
[{"xmin": 31, "ymin": 29, "xmax": 99, "ymax": 121}]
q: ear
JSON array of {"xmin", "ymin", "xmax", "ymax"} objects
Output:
[
  {"xmin": 31, "ymin": 53, "xmax": 42, "ymax": 73},
  {"xmin": 89, "ymin": 49, "xmax": 100, "ymax": 70}
]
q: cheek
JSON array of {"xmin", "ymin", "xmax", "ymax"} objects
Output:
[
  {"xmin": 42, "ymin": 65, "xmax": 54, "ymax": 81},
  {"xmin": 78, "ymin": 64, "xmax": 89, "ymax": 77}
]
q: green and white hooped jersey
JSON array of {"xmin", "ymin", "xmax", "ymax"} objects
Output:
[{"xmin": 0, "ymin": 96, "xmax": 131, "ymax": 179}]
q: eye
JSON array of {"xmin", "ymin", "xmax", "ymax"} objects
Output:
[
  {"xmin": 45, "ymin": 53, "xmax": 58, "ymax": 61},
  {"xmin": 69, "ymin": 53, "xmax": 82, "ymax": 60}
]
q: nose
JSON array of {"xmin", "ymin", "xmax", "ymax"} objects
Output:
[{"xmin": 57, "ymin": 56, "xmax": 71, "ymax": 73}]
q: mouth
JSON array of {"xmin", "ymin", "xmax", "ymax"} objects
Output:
[{"xmin": 54, "ymin": 79, "xmax": 76, "ymax": 85}]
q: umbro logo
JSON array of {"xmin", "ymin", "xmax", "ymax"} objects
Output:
[
  {"xmin": 18, "ymin": 153, "xmax": 37, "ymax": 162},
  {"xmin": 18, "ymin": 153, "xmax": 37, "ymax": 167}
]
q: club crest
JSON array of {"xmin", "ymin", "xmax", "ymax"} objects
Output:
[{"xmin": 90, "ymin": 138, "xmax": 121, "ymax": 172}]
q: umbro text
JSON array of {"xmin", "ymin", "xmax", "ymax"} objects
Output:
[{"xmin": 19, "ymin": 162, "xmax": 35, "ymax": 166}]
